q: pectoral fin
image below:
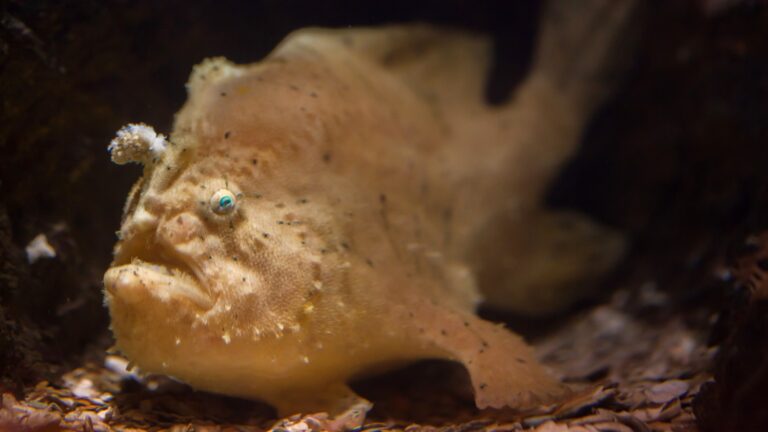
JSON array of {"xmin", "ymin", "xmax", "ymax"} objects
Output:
[{"xmin": 269, "ymin": 383, "xmax": 372, "ymax": 431}]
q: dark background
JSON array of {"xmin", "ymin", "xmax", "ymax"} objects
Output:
[{"xmin": 1, "ymin": 0, "xmax": 767, "ymax": 427}]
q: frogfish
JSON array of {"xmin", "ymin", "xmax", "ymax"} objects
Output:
[{"xmin": 104, "ymin": 0, "xmax": 637, "ymax": 425}]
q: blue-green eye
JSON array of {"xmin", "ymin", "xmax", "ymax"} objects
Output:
[
  {"xmin": 210, "ymin": 189, "xmax": 236, "ymax": 215},
  {"xmin": 219, "ymin": 195, "xmax": 233, "ymax": 208}
]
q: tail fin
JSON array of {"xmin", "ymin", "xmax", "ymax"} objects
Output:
[
  {"xmin": 530, "ymin": 0, "xmax": 642, "ymax": 111},
  {"xmin": 496, "ymin": 0, "xmax": 642, "ymax": 204}
]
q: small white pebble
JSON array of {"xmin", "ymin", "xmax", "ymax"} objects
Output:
[{"xmin": 25, "ymin": 233, "xmax": 56, "ymax": 264}]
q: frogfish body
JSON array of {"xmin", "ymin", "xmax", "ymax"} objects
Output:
[{"xmin": 104, "ymin": 0, "xmax": 636, "ymax": 421}]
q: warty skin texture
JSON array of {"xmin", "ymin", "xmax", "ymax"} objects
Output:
[{"xmin": 104, "ymin": 0, "xmax": 637, "ymax": 420}]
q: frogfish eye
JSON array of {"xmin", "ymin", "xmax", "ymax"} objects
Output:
[{"xmin": 210, "ymin": 189, "xmax": 237, "ymax": 215}]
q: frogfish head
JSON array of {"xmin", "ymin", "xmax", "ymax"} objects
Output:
[
  {"xmin": 103, "ymin": 57, "xmax": 359, "ymax": 397},
  {"xmin": 103, "ymin": 121, "xmax": 334, "ymax": 386}
]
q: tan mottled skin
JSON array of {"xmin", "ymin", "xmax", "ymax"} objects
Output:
[{"xmin": 104, "ymin": 0, "xmax": 637, "ymax": 419}]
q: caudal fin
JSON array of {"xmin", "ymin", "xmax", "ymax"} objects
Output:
[{"xmin": 531, "ymin": 0, "xmax": 642, "ymax": 111}]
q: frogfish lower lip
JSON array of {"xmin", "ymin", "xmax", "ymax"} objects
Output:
[{"xmin": 104, "ymin": 260, "xmax": 213, "ymax": 309}]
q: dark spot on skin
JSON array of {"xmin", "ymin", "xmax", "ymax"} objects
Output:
[
  {"xmin": 289, "ymin": 84, "xmax": 299, "ymax": 91},
  {"xmin": 224, "ymin": 131, "xmax": 231, "ymax": 139},
  {"xmin": 207, "ymin": 255, "xmax": 213, "ymax": 260},
  {"xmin": 298, "ymin": 198, "xmax": 308, "ymax": 204},
  {"xmin": 242, "ymin": 277, "xmax": 246, "ymax": 282},
  {"xmin": 322, "ymin": 152, "xmax": 332, "ymax": 163},
  {"xmin": 251, "ymin": 159, "xmax": 258, "ymax": 165},
  {"xmin": 382, "ymin": 51, "xmax": 397, "ymax": 65},
  {"xmin": 220, "ymin": 92, "xmax": 227, "ymax": 97},
  {"xmin": 262, "ymin": 233, "xmax": 270, "ymax": 238},
  {"xmin": 463, "ymin": 321, "xmax": 470, "ymax": 327},
  {"xmin": 515, "ymin": 358, "xmax": 527, "ymax": 364},
  {"xmin": 482, "ymin": 340, "xmax": 489, "ymax": 348},
  {"xmin": 365, "ymin": 258, "xmax": 374, "ymax": 267},
  {"xmin": 340, "ymin": 242, "xmax": 349, "ymax": 249},
  {"xmin": 277, "ymin": 221, "xmax": 284, "ymax": 225},
  {"xmin": 176, "ymin": 217, "xmax": 184, "ymax": 225},
  {"xmin": 275, "ymin": 203, "xmax": 285, "ymax": 209},
  {"xmin": 233, "ymin": 256, "xmax": 238, "ymax": 261},
  {"xmin": 310, "ymin": 92, "xmax": 318, "ymax": 98},
  {"xmin": 441, "ymin": 330, "xmax": 447, "ymax": 336},
  {"xmin": 320, "ymin": 249, "xmax": 327, "ymax": 254},
  {"xmin": 479, "ymin": 383, "xmax": 487, "ymax": 390},
  {"xmin": 443, "ymin": 208, "xmax": 453, "ymax": 222},
  {"xmin": 379, "ymin": 193, "xmax": 387, "ymax": 204},
  {"xmin": 165, "ymin": 165, "xmax": 171, "ymax": 171},
  {"xmin": 479, "ymin": 349, "xmax": 485, "ymax": 354}
]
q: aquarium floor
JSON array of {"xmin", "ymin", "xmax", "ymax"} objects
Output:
[{"xmin": 0, "ymin": 288, "xmax": 710, "ymax": 432}]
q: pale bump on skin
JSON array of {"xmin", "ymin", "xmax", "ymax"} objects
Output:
[{"xmin": 104, "ymin": 0, "xmax": 637, "ymax": 420}]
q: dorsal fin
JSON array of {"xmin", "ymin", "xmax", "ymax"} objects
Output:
[{"xmin": 274, "ymin": 25, "xmax": 493, "ymax": 110}]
